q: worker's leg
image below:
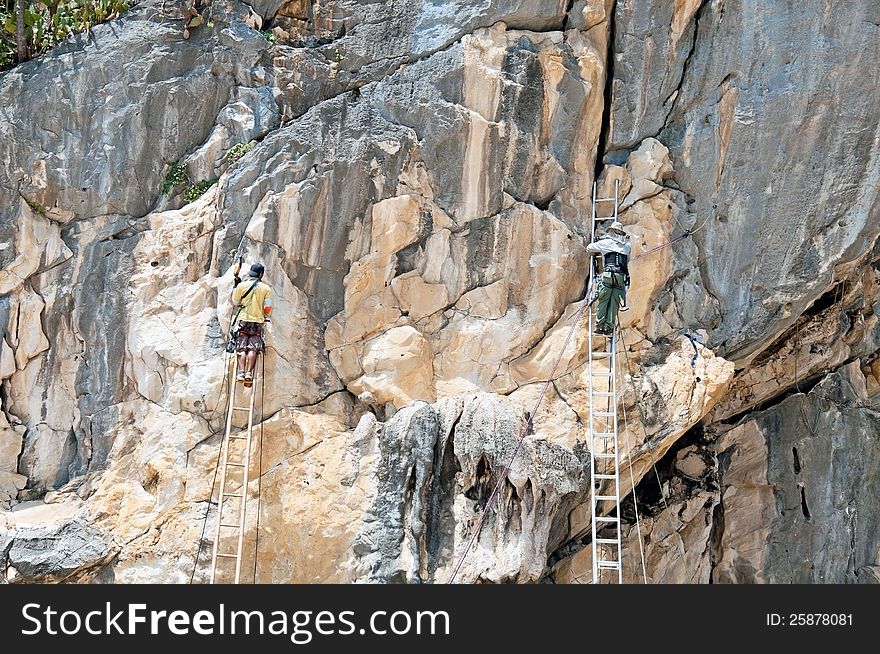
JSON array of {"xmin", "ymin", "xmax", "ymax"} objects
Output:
[
  {"xmin": 236, "ymin": 351, "xmax": 246, "ymax": 379},
  {"xmin": 245, "ymin": 349, "xmax": 258, "ymax": 374},
  {"xmin": 607, "ymin": 286, "xmax": 621, "ymax": 331},
  {"xmin": 596, "ymin": 277, "xmax": 612, "ymax": 330},
  {"xmin": 606, "ymin": 274, "xmax": 625, "ymax": 331}
]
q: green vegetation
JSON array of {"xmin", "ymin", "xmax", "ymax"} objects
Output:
[
  {"xmin": 1, "ymin": 1, "xmax": 130, "ymax": 71},
  {"xmin": 24, "ymin": 196, "xmax": 45, "ymax": 216},
  {"xmin": 161, "ymin": 160, "xmax": 188, "ymax": 196},
  {"xmin": 183, "ymin": 178, "xmax": 218, "ymax": 203},
  {"xmin": 225, "ymin": 141, "xmax": 253, "ymax": 165},
  {"xmin": 259, "ymin": 29, "xmax": 275, "ymax": 43}
]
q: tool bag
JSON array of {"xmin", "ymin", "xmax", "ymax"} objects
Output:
[{"xmin": 225, "ymin": 280, "xmax": 260, "ymax": 353}]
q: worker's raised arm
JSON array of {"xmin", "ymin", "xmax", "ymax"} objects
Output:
[{"xmin": 263, "ymin": 288, "xmax": 273, "ymax": 318}]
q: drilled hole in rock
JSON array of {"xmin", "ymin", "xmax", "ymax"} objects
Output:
[
  {"xmin": 151, "ymin": 261, "xmax": 159, "ymax": 267},
  {"xmin": 799, "ymin": 486, "xmax": 811, "ymax": 521}
]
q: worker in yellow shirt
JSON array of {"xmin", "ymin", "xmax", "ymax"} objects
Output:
[{"xmin": 230, "ymin": 262, "xmax": 272, "ymax": 387}]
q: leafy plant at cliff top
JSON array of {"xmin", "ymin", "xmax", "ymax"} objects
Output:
[
  {"xmin": 183, "ymin": 178, "xmax": 218, "ymax": 203},
  {"xmin": 162, "ymin": 159, "xmax": 189, "ymax": 196},
  {"xmin": 225, "ymin": 141, "xmax": 253, "ymax": 165},
  {"xmin": 1, "ymin": 1, "xmax": 130, "ymax": 71}
]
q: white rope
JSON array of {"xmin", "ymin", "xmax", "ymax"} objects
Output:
[
  {"xmin": 618, "ymin": 330, "xmax": 688, "ymax": 569},
  {"xmin": 616, "ymin": 332, "xmax": 648, "ymax": 584}
]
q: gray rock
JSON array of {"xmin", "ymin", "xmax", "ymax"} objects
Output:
[
  {"xmin": 633, "ymin": 0, "xmax": 880, "ymax": 362},
  {"xmin": 712, "ymin": 362, "xmax": 880, "ymax": 583},
  {"xmin": 0, "ymin": 1, "xmax": 271, "ymax": 224},
  {"xmin": 6, "ymin": 514, "xmax": 113, "ymax": 581},
  {"xmin": 356, "ymin": 394, "xmax": 584, "ymax": 583}
]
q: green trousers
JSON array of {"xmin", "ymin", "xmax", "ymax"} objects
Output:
[{"xmin": 596, "ymin": 272, "xmax": 626, "ymax": 331}]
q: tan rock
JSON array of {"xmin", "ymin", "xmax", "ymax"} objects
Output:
[
  {"xmin": 455, "ymin": 279, "xmax": 508, "ymax": 319},
  {"xmin": 508, "ymin": 382, "xmax": 583, "ymax": 449},
  {"xmin": 351, "ymin": 326, "xmax": 435, "ymax": 407},
  {"xmin": 0, "ymin": 412, "xmax": 24, "ymax": 474},
  {"xmin": 0, "ymin": 337, "xmax": 13, "ymax": 379},
  {"xmin": 0, "ymin": 470, "xmax": 27, "ymax": 502},
  {"xmin": 391, "ymin": 272, "xmax": 449, "ymax": 321},
  {"xmin": 712, "ymin": 421, "xmax": 774, "ymax": 583},
  {"xmin": 0, "ymin": 200, "xmax": 72, "ymax": 296},
  {"xmin": 12, "ymin": 288, "xmax": 50, "ymax": 370},
  {"xmin": 371, "ymin": 195, "xmax": 423, "ymax": 258}
]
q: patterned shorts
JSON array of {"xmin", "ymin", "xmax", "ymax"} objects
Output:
[{"xmin": 235, "ymin": 321, "xmax": 264, "ymax": 353}]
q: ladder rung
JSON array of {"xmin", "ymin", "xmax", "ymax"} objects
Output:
[
  {"xmin": 596, "ymin": 561, "xmax": 620, "ymax": 569},
  {"xmin": 590, "ymin": 352, "xmax": 612, "ymax": 358},
  {"xmin": 595, "ymin": 538, "xmax": 620, "ymax": 545},
  {"xmin": 593, "ymin": 411, "xmax": 615, "ymax": 417},
  {"xmin": 225, "ymin": 462, "xmax": 245, "ymax": 467},
  {"xmin": 595, "ymin": 453, "xmax": 617, "ymax": 459},
  {"xmin": 595, "ymin": 495, "xmax": 618, "ymax": 501},
  {"xmin": 232, "ymin": 406, "xmax": 251, "ymax": 411},
  {"xmin": 594, "ymin": 197, "xmax": 617, "ymax": 202},
  {"xmin": 219, "ymin": 522, "xmax": 242, "ymax": 529},
  {"xmin": 595, "ymin": 515, "xmax": 619, "ymax": 522},
  {"xmin": 593, "ymin": 431, "xmax": 616, "ymax": 436},
  {"xmin": 592, "ymin": 391, "xmax": 614, "ymax": 397},
  {"xmin": 591, "ymin": 371, "xmax": 613, "ymax": 377},
  {"xmin": 594, "ymin": 474, "xmax": 617, "ymax": 480},
  {"xmin": 215, "ymin": 553, "xmax": 239, "ymax": 558},
  {"xmin": 223, "ymin": 492, "xmax": 243, "ymax": 498}
]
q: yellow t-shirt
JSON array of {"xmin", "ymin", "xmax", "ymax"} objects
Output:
[{"xmin": 232, "ymin": 278, "xmax": 272, "ymax": 323}]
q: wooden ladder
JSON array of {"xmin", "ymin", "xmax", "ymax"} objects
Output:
[{"xmin": 209, "ymin": 355, "xmax": 257, "ymax": 583}]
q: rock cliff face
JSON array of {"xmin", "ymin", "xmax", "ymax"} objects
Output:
[{"xmin": 1, "ymin": 0, "xmax": 878, "ymax": 584}]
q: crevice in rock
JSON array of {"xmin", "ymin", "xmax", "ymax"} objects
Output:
[
  {"xmin": 792, "ymin": 446, "xmax": 801, "ymax": 474},
  {"xmin": 707, "ymin": 497, "xmax": 724, "ymax": 583},
  {"xmin": 561, "ymin": 0, "xmax": 577, "ymax": 32},
  {"xmin": 425, "ymin": 414, "xmax": 461, "ymax": 581},
  {"xmin": 593, "ymin": 0, "xmax": 617, "ymax": 178},
  {"xmin": 656, "ymin": 0, "xmax": 710, "ymax": 139},
  {"xmin": 799, "ymin": 485, "xmax": 811, "ymax": 521},
  {"xmin": 718, "ymin": 370, "xmax": 827, "ymax": 427}
]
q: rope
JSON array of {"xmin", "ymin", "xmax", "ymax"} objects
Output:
[
  {"xmin": 253, "ymin": 350, "xmax": 265, "ymax": 583},
  {"xmin": 447, "ymin": 300, "xmax": 589, "ymax": 583},
  {"xmin": 685, "ymin": 333, "xmax": 699, "ymax": 368},
  {"xmin": 616, "ymin": 331, "xmax": 648, "ymax": 584},
  {"xmin": 189, "ymin": 348, "xmax": 233, "ymax": 584},
  {"xmin": 631, "ymin": 231, "xmax": 691, "ymax": 261},
  {"xmin": 617, "ymin": 330, "xmax": 688, "ymax": 567}
]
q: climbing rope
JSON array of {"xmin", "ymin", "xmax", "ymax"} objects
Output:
[
  {"xmin": 447, "ymin": 301, "xmax": 589, "ymax": 583},
  {"xmin": 189, "ymin": 347, "xmax": 234, "ymax": 584},
  {"xmin": 617, "ymin": 330, "xmax": 689, "ymax": 568},
  {"xmin": 615, "ymin": 332, "xmax": 648, "ymax": 584}
]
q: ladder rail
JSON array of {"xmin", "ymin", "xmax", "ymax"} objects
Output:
[
  {"xmin": 588, "ymin": 178, "xmax": 623, "ymax": 584},
  {"xmin": 234, "ymin": 370, "xmax": 258, "ymax": 584},
  {"xmin": 209, "ymin": 354, "xmax": 258, "ymax": 584},
  {"xmin": 210, "ymin": 355, "xmax": 238, "ymax": 583}
]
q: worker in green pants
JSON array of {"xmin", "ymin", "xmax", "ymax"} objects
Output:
[{"xmin": 587, "ymin": 221, "xmax": 631, "ymax": 336}]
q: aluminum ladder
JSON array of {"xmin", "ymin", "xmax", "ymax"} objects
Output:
[
  {"xmin": 209, "ymin": 355, "xmax": 257, "ymax": 583},
  {"xmin": 586, "ymin": 179, "xmax": 623, "ymax": 584}
]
